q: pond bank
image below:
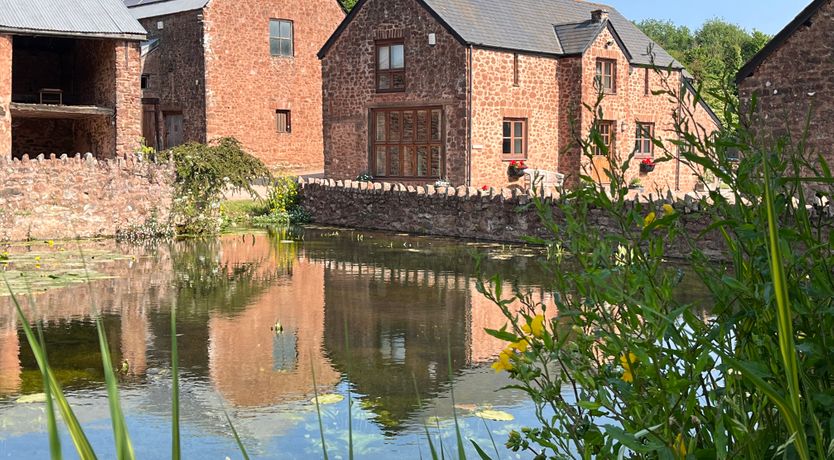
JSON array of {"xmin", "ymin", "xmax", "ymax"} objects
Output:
[{"xmin": 299, "ymin": 177, "xmax": 730, "ymax": 260}]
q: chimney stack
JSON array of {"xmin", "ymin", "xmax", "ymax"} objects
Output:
[{"xmin": 591, "ymin": 9, "xmax": 609, "ymax": 23}]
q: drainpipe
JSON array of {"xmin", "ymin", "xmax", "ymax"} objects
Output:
[
  {"xmin": 675, "ymin": 76, "xmax": 683, "ymax": 192},
  {"xmin": 466, "ymin": 44, "xmax": 473, "ymax": 186}
]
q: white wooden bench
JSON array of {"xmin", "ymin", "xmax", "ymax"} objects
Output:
[{"xmin": 523, "ymin": 168, "xmax": 565, "ymax": 190}]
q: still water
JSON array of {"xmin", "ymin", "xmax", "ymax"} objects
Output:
[{"xmin": 0, "ymin": 227, "xmax": 569, "ymax": 459}]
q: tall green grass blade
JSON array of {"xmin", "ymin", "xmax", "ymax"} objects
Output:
[
  {"xmin": 223, "ymin": 409, "xmax": 250, "ymax": 460},
  {"xmin": 96, "ymin": 317, "xmax": 135, "ymax": 460},
  {"xmin": 4, "ymin": 278, "xmax": 97, "ymax": 459},
  {"xmin": 25, "ymin": 284, "xmax": 62, "ymax": 460},
  {"xmin": 37, "ymin": 320, "xmax": 61, "ymax": 460},
  {"xmin": 480, "ymin": 417, "xmax": 500, "ymax": 459},
  {"xmin": 447, "ymin": 339, "xmax": 466, "ymax": 460},
  {"xmin": 77, "ymin": 247, "xmax": 133, "ymax": 459},
  {"xmin": 761, "ymin": 154, "xmax": 810, "ymax": 460},
  {"xmin": 171, "ymin": 299, "xmax": 180, "ymax": 460},
  {"xmin": 311, "ymin": 355, "xmax": 329, "ymax": 460},
  {"xmin": 469, "ymin": 440, "xmax": 493, "ymax": 460},
  {"xmin": 413, "ymin": 375, "xmax": 439, "ymax": 460},
  {"xmin": 344, "ymin": 320, "xmax": 354, "ymax": 460}
]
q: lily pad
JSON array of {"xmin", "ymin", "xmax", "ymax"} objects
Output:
[
  {"xmin": 15, "ymin": 393, "xmax": 46, "ymax": 404},
  {"xmin": 475, "ymin": 409, "xmax": 514, "ymax": 421},
  {"xmin": 310, "ymin": 394, "xmax": 344, "ymax": 405}
]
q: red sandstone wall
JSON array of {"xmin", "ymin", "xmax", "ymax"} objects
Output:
[
  {"xmin": 321, "ymin": 0, "xmax": 468, "ymax": 183},
  {"xmin": 0, "ymin": 35, "xmax": 13, "ymax": 159},
  {"xmin": 579, "ymin": 29, "xmax": 717, "ymax": 192},
  {"xmin": 738, "ymin": 0, "xmax": 834, "ymax": 197},
  {"xmin": 469, "ymin": 50, "xmax": 560, "ymax": 187},
  {"xmin": 0, "ymin": 154, "xmax": 174, "ymax": 241},
  {"xmin": 203, "ymin": 0, "xmax": 344, "ymax": 173},
  {"xmin": 115, "ymin": 41, "xmax": 143, "ymax": 158},
  {"xmin": 139, "ymin": 11, "xmax": 208, "ymax": 146}
]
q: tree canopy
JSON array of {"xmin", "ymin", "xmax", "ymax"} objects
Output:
[{"xmin": 636, "ymin": 18, "xmax": 771, "ymax": 119}]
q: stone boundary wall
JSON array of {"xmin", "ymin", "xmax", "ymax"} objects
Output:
[
  {"xmin": 0, "ymin": 153, "xmax": 175, "ymax": 241},
  {"xmin": 299, "ymin": 178, "xmax": 730, "ymax": 260}
]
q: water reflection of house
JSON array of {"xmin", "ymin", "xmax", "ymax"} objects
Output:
[
  {"xmin": 315, "ymin": 257, "xmax": 552, "ymax": 432},
  {"xmin": 209, "ymin": 236, "xmax": 339, "ymax": 407}
]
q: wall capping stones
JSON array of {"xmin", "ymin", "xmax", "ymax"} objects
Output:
[{"xmin": 298, "ymin": 178, "xmax": 831, "ymax": 260}]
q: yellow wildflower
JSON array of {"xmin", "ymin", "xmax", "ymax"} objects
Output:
[
  {"xmin": 673, "ymin": 433, "xmax": 687, "ymax": 458},
  {"xmin": 491, "ymin": 351, "xmax": 513, "ymax": 373},
  {"xmin": 662, "ymin": 204, "xmax": 675, "ymax": 215},
  {"xmin": 34, "ymin": 256, "xmax": 41, "ymax": 262},
  {"xmin": 620, "ymin": 352, "xmax": 637, "ymax": 383},
  {"xmin": 521, "ymin": 315, "xmax": 546, "ymax": 337},
  {"xmin": 48, "ymin": 240, "xmax": 55, "ymax": 247},
  {"xmin": 34, "ymin": 264, "xmax": 41, "ymax": 270},
  {"xmin": 643, "ymin": 212, "xmax": 656, "ymax": 228},
  {"xmin": 509, "ymin": 339, "xmax": 529, "ymax": 352},
  {"xmin": 530, "ymin": 314, "xmax": 545, "ymax": 338}
]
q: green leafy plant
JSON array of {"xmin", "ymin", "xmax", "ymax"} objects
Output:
[
  {"xmin": 162, "ymin": 137, "xmax": 270, "ymax": 234},
  {"xmin": 480, "ymin": 71, "xmax": 833, "ymax": 459},
  {"xmin": 251, "ymin": 176, "xmax": 311, "ymax": 226}
]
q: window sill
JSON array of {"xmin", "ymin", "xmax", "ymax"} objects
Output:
[
  {"xmin": 502, "ymin": 156, "xmax": 528, "ymax": 162},
  {"xmin": 376, "ymin": 88, "xmax": 406, "ymax": 94},
  {"xmin": 633, "ymin": 154, "xmax": 654, "ymax": 160},
  {"xmin": 270, "ymin": 54, "xmax": 295, "ymax": 59}
]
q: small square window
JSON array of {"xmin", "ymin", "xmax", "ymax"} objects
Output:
[
  {"xmin": 270, "ymin": 19, "xmax": 293, "ymax": 57},
  {"xmin": 141, "ymin": 74, "xmax": 149, "ymax": 90},
  {"xmin": 595, "ymin": 59, "xmax": 616, "ymax": 93},
  {"xmin": 635, "ymin": 122, "xmax": 655, "ymax": 156},
  {"xmin": 502, "ymin": 118, "xmax": 527, "ymax": 157},
  {"xmin": 276, "ymin": 110, "xmax": 291, "ymax": 133}
]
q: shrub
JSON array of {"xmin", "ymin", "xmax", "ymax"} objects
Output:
[
  {"xmin": 162, "ymin": 137, "xmax": 270, "ymax": 234},
  {"xmin": 251, "ymin": 176, "xmax": 311, "ymax": 227},
  {"xmin": 482, "ymin": 72, "xmax": 833, "ymax": 459}
]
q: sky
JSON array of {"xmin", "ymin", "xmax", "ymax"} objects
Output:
[{"xmin": 602, "ymin": 0, "xmax": 812, "ymax": 35}]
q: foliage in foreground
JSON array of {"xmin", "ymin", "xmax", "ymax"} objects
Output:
[{"xmin": 482, "ymin": 72, "xmax": 834, "ymax": 458}]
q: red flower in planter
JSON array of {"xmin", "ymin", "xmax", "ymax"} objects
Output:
[
  {"xmin": 641, "ymin": 158, "xmax": 655, "ymax": 167},
  {"xmin": 482, "ymin": 185, "xmax": 489, "ymax": 191}
]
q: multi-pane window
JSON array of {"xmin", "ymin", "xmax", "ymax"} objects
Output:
[
  {"xmin": 635, "ymin": 122, "xmax": 655, "ymax": 156},
  {"xmin": 595, "ymin": 59, "xmax": 616, "ymax": 93},
  {"xmin": 502, "ymin": 119, "xmax": 527, "ymax": 157},
  {"xmin": 269, "ymin": 19, "xmax": 293, "ymax": 57},
  {"xmin": 372, "ymin": 107, "xmax": 443, "ymax": 178},
  {"xmin": 595, "ymin": 121, "xmax": 615, "ymax": 156},
  {"xmin": 376, "ymin": 40, "xmax": 405, "ymax": 92},
  {"xmin": 276, "ymin": 110, "xmax": 291, "ymax": 133}
]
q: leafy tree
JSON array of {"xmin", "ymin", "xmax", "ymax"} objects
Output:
[
  {"xmin": 636, "ymin": 18, "xmax": 771, "ymax": 122},
  {"xmin": 340, "ymin": 0, "xmax": 358, "ymax": 11}
]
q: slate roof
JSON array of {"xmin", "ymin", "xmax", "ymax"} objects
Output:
[
  {"xmin": 736, "ymin": 0, "xmax": 824, "ymax": 83},
  {"xmin": 0, "ymin": 0, "xmax": 146, "ymax": 40},
  {"xmin": 124, "ymin": 0, "xmax": 210, "ymax": 20},
  {"xmin": 319, "ymin": 0, "xmax": 682, "ymax": 69}
]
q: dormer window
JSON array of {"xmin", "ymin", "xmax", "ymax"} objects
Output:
[
  {"xmin": 595, "ymin": 59, "xmax": 616, "ymax": 94},
  {"xmin": 376, "ymin": 40, "xmax": 405, "ymax": 92}
]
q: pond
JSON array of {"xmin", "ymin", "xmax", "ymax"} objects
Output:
[{"xmin": 0, "ymin": 227, "xmax": 709, "ymax": 459}]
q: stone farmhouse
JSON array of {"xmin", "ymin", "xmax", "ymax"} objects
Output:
[
  {"xmin": 125, "ymin": 0, "xmax": 345, "ymax": 173},
  {"xmin": 0, "ymin": 0, "xmax": 146, "ymax": 160},
  {"xmin": 319, "ymin": 0, "xmax": 720, "ymax": 191},
  {"xmin": 736, "ymin": 0, "xmax": 833, "ymax": 193}
]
